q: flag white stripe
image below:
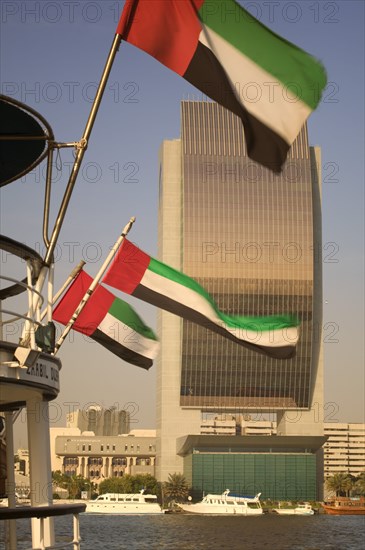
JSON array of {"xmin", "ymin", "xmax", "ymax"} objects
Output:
[
  {"xmin": 141, "ymin": 269, "xmax": 299, "ymax": 347},
  {"xmin": 98, "ymin": 312, "xmax": 159, "ymax": 360},
  {"xmin": 199, "ymin": 27, "xmax": 311, "ymax": 144}
]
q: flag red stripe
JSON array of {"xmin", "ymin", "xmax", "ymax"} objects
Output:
[
  {"xmin": 116, "ymin": 0, "xmax": 204, "ymax": 76},
  {"xmin": 103, "ymin": 239, "xmax": 151, "ymax": 294},
  {"xmin": 53, "ymin": 271, "xmax": 114, "ymax": 336}
]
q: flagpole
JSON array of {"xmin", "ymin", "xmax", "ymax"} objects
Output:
[
  {"xmin": 33, "ymin": 33, "xmax": 123, "ymax": 308},
  {"xmin": 53, "ymin": 216, "xmax": 135, "ymax": 355}
]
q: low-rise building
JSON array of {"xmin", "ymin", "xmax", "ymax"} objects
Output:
[{"xmin": 53, "ymin": 429, "xmax": 156, "ymax": 484}]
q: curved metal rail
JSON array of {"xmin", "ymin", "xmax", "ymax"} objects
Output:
[
  {"xmin": 0, "ymin": 503, "xmax": 86, "ymax": 550},
  {"xmin": 0, "ymin": 236, "xmax": 44, "ymax": 300}
]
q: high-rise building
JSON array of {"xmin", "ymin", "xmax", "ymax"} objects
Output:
[
  {"xmin": 324, "ymin": 423, "xmax": 365, "ymax": 481},
  {"xmin": 67, "ymin": 406, "xmax": 130, "ymax": 436},
  {"xmin": 156, "ymin": 101, "xmax": 324, "ymax": 498}
]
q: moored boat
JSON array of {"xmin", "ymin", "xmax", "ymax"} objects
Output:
[
  {"xmin": 178, "ymin": 489, "xmax": 263, "ymax": 515},
  {"xmin": 85, "ymin": 489, "xmax": 164, "ymax": 514},
  {"xmin": 273, "ymin": 503, "xmax": 314, "ymax": 515},
  {"xmin": 322, "ymin": 496, "xmax": 365, "ymax": 515}
]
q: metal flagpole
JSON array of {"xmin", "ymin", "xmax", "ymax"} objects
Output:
[
  {"xmin": 33, "ymin": 33, "xmax": 123, "ymax": 303},
  {"xmin": 44, "ymin": 34, "xmax": 123, "ymax": 267},
  {"xmin": 20, "ymin": 262, "xmax": 86, "ymax": 347},
  {"xmin": 53, "ymin": 216, "xmax": 135, "ymax": 355}
]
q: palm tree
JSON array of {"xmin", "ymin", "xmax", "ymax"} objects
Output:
[
  {"xmin": 326, "ymin": 473, "xmax": 353, "ymax": 497},
  {"xmin": 163, "ymin": 473, "xmax": 189, "ymax": 504},
  {"xmin": 354, "ymin": 472, "xmax": 365, "ymax": 496}
]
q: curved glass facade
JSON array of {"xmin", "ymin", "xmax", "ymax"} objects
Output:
[{"xmin": 179, "ymin": 101, "xmax": 318, "ymax": 410}]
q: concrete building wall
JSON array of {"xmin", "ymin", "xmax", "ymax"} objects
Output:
[
  {"xmin": 50, "ymin": 427, "xmax": 80, "ymax": 472},
  {"xmin": 156, "ymin": 139, "xmax": 201, "ymax": 481}
]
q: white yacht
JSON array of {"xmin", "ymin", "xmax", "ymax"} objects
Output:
[
  {"xmin": 178, "ymin": 489, "xmax": 263, "ymax": 515},
  {"xmin": 273, "ymin": 502, "xmax": 314, "ymax": 515},
  {"xmin": 85, "ymin": 490, "xmax": 164, "ymax": 514}
]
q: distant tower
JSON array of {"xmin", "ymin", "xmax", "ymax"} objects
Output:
[
  {"xmin": 156, "ymin": 101, "xmax": 323, "ymax": 481},
  {"xmin": 67, "ymin": 406, "xmax": 130, "ymax": 435}
]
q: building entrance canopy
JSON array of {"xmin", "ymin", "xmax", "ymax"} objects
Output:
[{"xmin": 177, "ymin": 435, "xmax": 327, "ymax": 456}]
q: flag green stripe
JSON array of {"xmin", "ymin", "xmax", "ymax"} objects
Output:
[
  {"xmin": 134, "ymin": 283, "xmax": 298, "ymax": 357},
  {"xmin": 197, "ymin": 28, "xmax": 311, "ymax": 145},
  {"xmin": 198, "ymin": 0, "xmax": 326, "ymax": 110},
  {"xmin": 108, "ymin": 297, "xmax": 158, "ymax": 341},
  {"xmin": 148, "ymin": 256, "xmax": 218, "ymax": 309},
  {"xmin": 147, "ymin": 258, "xmax": 299, "ymax": 333}
]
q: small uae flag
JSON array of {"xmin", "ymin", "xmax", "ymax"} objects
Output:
[
  {"xmin": 103, "ymin": 240, "xmax": 300, "ymax": 360},
  {"xmin": 117, "ymin": 0, "xmax": 327, "ymax": 173},
  {"xmin": 53, "ymin": 270, "xmax": 159, "ymax": 370}
]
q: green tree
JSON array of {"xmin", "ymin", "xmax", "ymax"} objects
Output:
[
  {"xmin": 326, "ymin": 473, "xmax": 353, "ymax": 497},
  {"xmin": 353, "ymin": 472, "xmax": 365, "ymax": 496},
  {"xmin": 98, "ymin": 475, "xmax": 134, "ymax": 495},
  {"xmin": 52, "ymin": 471, "xmax": 92, "ymax": 499},
  {"xmin": 163, "ymin": 473, "xmax": 189, "ymax": 504},
  {"xmin": 52, "ymin": 470, "xmax": 67, "ymax": 487},
  {"xmin": 98, "ymin": 474, "xmax": 159, "ymax": 496},
  {"xmin": 52, "ymin": 470, "xmax": 69, "ymax": 496},
  {"xmin": 131, "ymin": 474, "xmax": 159, "ymax": 495},
  {"xmin": 66, "ymin": 475, "xmax": 92, "ymax": 499}
]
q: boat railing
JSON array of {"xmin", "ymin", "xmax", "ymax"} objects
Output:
[
  {"xmin": 0, "ymin": 503, "xmax": 86, "ymax": 550},
  {"xmin": 0, "ymin": 235, "xmax": 52, "ymax": 359}
]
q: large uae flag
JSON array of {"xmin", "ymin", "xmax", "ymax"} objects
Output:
[
  {"xmin": 53, "ymin": 270, "xmax": 159, "ymax": 370},
  {"xmin": 117, "ymin": 0, "xmax": 327, "ymax": 172},
  {"xmin": 103, "ymin": 240, "xmax": 300, "ymax": 359}
]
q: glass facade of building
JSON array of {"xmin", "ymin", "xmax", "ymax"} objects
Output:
[
  {"xmin": 179, "ymin": 101, "xmax": 318, "ymax": 410},
  {"xmin": 184, "ymin": 452, "xmax": 318, "ymax": 501}
]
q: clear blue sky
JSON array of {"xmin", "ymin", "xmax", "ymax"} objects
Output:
[{"xmin": 1, "ymin": 1, "xmax": 364, "ymax": 445}]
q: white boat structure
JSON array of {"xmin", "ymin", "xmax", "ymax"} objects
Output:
[
  {"xmin": 273, "ymin": 502, "xmax": 314, "ymax": 515},
  {"xmin": 85, "ymin": 490, "xmax": 164, "ymax": 514},
  {"xmin": 0, "ymin": 21, "xmax": 151, "ymax": 545},
  {"xmin": 178, "ymin": 489, "xmax": 263, "ymax": 515},
  {"xmin": 0, "ymin": 91, "xmax": 133, "ymax": 547}
]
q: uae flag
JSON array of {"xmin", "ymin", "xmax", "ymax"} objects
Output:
[
  {"xmin": 117, "ymin": 0, "xmax": 327, "ymax": 172},
  {"xmin": 103, "ymin": 240, "xmax": 300, "ymax": 360},
  {"xmin": 53, "ymin": 270, "xmax": 159, "ymax": 370}
]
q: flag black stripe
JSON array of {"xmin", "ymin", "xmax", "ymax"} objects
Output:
[
  {"xmin": 92, "ymin": 329, "xmax": 153, "ymax": 370},
  {"xmin": 183, "ymin": 41, "xmax": 290, "ymax": 173}
]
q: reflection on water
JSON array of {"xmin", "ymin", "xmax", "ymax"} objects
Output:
[{"xmin": 2, "ymin": 513, "xmax": 365, "ymax": 550}]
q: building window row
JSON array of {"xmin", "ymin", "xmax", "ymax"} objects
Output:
[{"xmin": 100, "ymin": 444, "xmax": 116, "ymax": 451}]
